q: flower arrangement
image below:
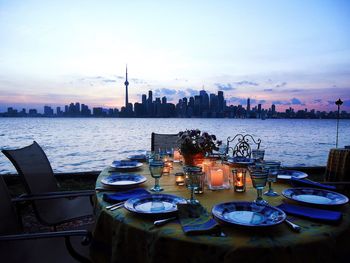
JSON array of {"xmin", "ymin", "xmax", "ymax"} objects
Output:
[{"xmin": 177, "ymin": 129, "xmax": 222, "ymax": 156}]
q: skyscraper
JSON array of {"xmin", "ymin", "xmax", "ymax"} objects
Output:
[{"xmin": 124, "ymin": 65, "xmax": 129, "ymax": 108}]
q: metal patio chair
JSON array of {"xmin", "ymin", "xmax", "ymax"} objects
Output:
[
  {"xmin": 1, "ymin": 141, "xmax": 94, "ymax": 229},
  {"xmin": 0, "ymin": 176, "xmax": 92, "ymax": 263},
  {"xmin": 151, "ymin": 132, "xmax": 179, "ymax": 152},
  {"xmin": 226, "ymin": 134, "xmax": 262, "ymax": 158}
]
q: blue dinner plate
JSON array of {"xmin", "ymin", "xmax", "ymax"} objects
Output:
[
  {"xmin": 212, "ymin": 201, "xmax": 286, "ymax": 227},
  {"xmin": 110, "ymin": 160, "xmax": 143, "ymax": 169},
  {"xmin": 124, "ymin": 194, "xmax": 186, "ymax": 215},
  {"xmin": 277, "ymin": 170, "xmax": 308, "ymax": 180},
  {"xmin": 227, "ymin": 157, "xmax": 254, "ymax": 165},
  {"xmin": 101, "ymin": 173, "xmax": 147, "ymax": 188},
  {"xmin": 127, "ymin": 154, "xmax": 147, "ymax": 162},
  {"xmin": 282, "ymin": 187, "xmax": 349, "ymax": 206}
]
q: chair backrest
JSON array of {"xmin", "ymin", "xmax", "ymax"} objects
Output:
[
  {"xmin": 2, "ymin": 141, "xmax": 58, "ymax": 194},
  {"xmin": 151, "ymin": 133, "xmax": 179, "ymax": 152},
  {"xmin": 226, "ymin": 134, "xmax": 261, "ymax": 158},
  {"xmin": 0, "ymin": 176, "xmax": 21, "ymax": 235}
]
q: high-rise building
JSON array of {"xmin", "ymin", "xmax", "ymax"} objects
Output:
[
  {"xmin": 247, "ymin": 98, "xmax": 251, "ymax": 112},
  {"xmin": 218, "ymin": 91, "xmax": 224, "ymax": 112},
  {"xmin": 124, "ymin": 65, "xmax": 129, "ymax": 108}
]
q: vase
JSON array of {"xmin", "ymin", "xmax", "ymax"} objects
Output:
[{"xmin": 182, "ymin": 153, "xmax": 204, "ymax": 166}]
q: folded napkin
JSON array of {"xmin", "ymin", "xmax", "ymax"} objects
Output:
[
  {"xmin": 177, "ymin": 203, "xmax": 221, "ymax": 235},
  {"xmin": 103, "ymin": 188, "xmax": 150, "ymax": 203},
  {"xmin": 277, "ymin": 203, "xmax": 342, "ymax": 223},
  {"xmin": 290, "ymin": 177, "xmax": 336, "ymax": 190}
]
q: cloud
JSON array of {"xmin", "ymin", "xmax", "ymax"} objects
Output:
[
  {"xmin": 154, "ymin": 88, "xmax": 177, "ymax": 97},
  {"xmin": 228, "ymin": 97, "xmax": 247, "ymax": 105},
  {"xmin": 234, "ymin": 80, "xmax": 259, "ymax": 86},
  {"xmin": 186, "ymin": 88, "xmax": 198, "ymax": 97},
  {"xmin": 264, "ymin": 89, "xmax": 274, "ymax": 92},
  {"xmin": 272, "ymin": 100, "xmax": 290, "ymax": 105},
  {"xmin": 313, "ymin": 99, "xmax": 322, "ymax": 103},
  {"xmin": 291, "ymin": 98, "xmax": 304, "ymax": 105},
  {"xmin": 102, "ymin": 79, "xmax": 116, "ymax": 83},
  {"xmin": 177, "ymin": 90, "xmax": 187, "ymax": 98},
  {"xmin": 215, "ymin": 83, "xmax": 235, "ymax": 91},
  {"xmin": 275, "ymin": 82, "xmax": 287, "ymax": 88}
]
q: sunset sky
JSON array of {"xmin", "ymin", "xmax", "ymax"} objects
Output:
[{"xmin": 0, "ymin": 0, "xmax": 349, "ymax": 112}]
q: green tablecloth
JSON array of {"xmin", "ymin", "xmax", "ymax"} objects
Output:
[{"xmin": 91, "ymin": 163, "xmax": 350, "ymax": 263}]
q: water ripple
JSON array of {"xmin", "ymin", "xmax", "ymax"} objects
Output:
[{"xmin": 0, "ymin": 118, "xmax": 349, "ymax": 174}]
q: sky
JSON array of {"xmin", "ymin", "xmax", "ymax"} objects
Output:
[{"xmin": 0, "ymin": 0, "xmax": 350, "ymax": 112}]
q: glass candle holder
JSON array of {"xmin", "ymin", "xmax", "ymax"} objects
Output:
[
  {"xmin": 232, "ymin": 169, "xmax": 246, "ymax": 192},
  {"xmin": 173, "ymin": 149, "xmax": 182, "ymax": 162},
  {"xmin": 208, "ymin": 165, "xmax": 230, "ymax": 190},
  {"xmin": 175, "ymin": 172, "xmax": 185, "ymax": 186}
]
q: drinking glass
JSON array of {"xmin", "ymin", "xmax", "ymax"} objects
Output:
[
  {"xmin": 184, "ymin": 166, "xmax": 203, "ymax": 204},
  {"xmin": 149, "ymin": 161, "xmax": 164, "ymax": 192},
  {"xmin": 146, "ymin": 151, "xmax": 155, "ymax": 164},
  {"xmin": 249, "ymin": 168, "xmax": 268, "ymax": 205},
  {"xmin": 252, "ymin": 149, "xmax": 265, "ymax": 163},
  {"xmin": 263, "ymin": 161, "xmax": 281, "ymax": 197}
]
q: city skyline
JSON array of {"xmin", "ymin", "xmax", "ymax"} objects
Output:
[
  {"xmin": 2, "ymin": 88, "xmax": 349, "ymax": 119},
  {"xmin": 0, "ymin": 1, "xmax": 350, "ymax": 112}
]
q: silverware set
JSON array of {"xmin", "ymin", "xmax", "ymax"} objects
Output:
[{"xmin": 106, "ymin": 201, "xmax": 125, "ymax": 211}]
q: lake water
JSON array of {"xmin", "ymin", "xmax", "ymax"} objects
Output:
[{"xmin": 0, "ymin": 118, "xmax": 349, "ymax": 174}]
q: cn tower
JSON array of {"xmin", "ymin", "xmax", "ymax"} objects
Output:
[{"xmin": 124, "ymin": 65, "xmax": 129, "ymax": 108}]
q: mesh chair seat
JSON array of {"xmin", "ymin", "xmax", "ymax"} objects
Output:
[
  {"xmin": 2, "ymin": 141, "xmax": 93, "ymax": 226},
  {"xmin": 0, "ymin": 176, "xmax": 91, "ymax": 263},
  {"xmin": 151, "ymin": 132, "xmax": 178, "ymax": 152}
]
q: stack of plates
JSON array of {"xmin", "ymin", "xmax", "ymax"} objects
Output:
[{"xmin": 110, "ymin": 160, "xmax": 143, "ymax": 170}]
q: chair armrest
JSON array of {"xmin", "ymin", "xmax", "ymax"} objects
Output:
[
  {"xmin": 12, "ymin": 190, "xmax": 95, "ymax": 202},
  {"xmin": 0, "ymin": 229, "xmax": 90, "ymax": 242}
]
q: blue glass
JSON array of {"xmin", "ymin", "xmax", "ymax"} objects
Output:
[
  {"xmin": 249, "ymin": 168, "xmax": 268, "ymax": 205},
  {"xmin": 149, "ymin": 161, "xmax": 164, "ymax": 192}
]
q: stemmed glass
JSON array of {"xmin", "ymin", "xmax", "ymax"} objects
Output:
[
  {"xmin": 149, "ymin": 161, "xmax": 164, "ymax": 192},
  {"xmin": 252, "ymin": 149, "xmax": 265, "ymax": 163},
  {"xmin": 263, "ymin": 161, "xmax": 281, "ymax": 197},
  {"xmin": 184, "ymin": 166, "xmax": 203, "ymax": 204},
  {"xmin": 249, "ymin": 167, "xmax": 268, "ymax": 205}
]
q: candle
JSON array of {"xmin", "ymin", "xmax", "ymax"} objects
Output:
[
  {"xmin": 237, "ymin": 172, "xmax": 243, "ymax": 186},
  {"xmin": 175, "ymin": 173, "xmax": 185, "ymax": 186},
  {"xmin": 233, "ymin": 169, "xmax": 246, "ymax": 192},
  {"xmin": 211, "ymin": 169, "xmax": 224, "ymax": 186}
]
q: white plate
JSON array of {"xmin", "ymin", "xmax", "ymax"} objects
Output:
[
  {"xmin": 277, "ymin": 170, "xmax": 308, "ymax": 180},
  {"xmin": 110, "ymin": 160, "xmax": 143, "ymax": 169},
  {"xmin": 101, "ymin": 173, "xmax": 147, "ymax": 188},
  {"xmin": 282, "ymin": 187, "xmax": 349, "ymax": 206}
]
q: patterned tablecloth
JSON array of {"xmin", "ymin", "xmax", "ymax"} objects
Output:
[
  {"xmin": 326, "ymin": 148, "xmax": 350, "ymax": 182},
  {"xmin": 91, "ymin": 163, "xmax": 350, "ymax": 263}
]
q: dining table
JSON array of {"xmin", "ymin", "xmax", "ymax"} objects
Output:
[{"xmin": 91, "ymin": 162, "xmax": 350, "ymax": 263}]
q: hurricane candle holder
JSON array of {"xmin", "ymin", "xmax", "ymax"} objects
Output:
[
  {"xmin": 208, "ymin": 165, "xmax": 230, "ymax": 190},
  {"xmin": 232, "ymin": 169, "xmax": 246, "ymax": 192},
  {"xmin": 175, "ymin": 172, "xmax": 185, "ymax": 186}
]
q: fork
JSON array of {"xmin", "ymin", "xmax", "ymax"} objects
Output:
[{"xmin": 106, "ymin": 201, "xmax": 125, "ymax": 210}]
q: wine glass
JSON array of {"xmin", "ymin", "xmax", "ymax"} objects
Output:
[
  {"xmin": 263, "ymin": 161, "xmax": 281, "ymax": 196},
  {"xmin": 252, "ymin": 149, "xmax": 265, "ymax": 163},
  {"xmin": 184, "ymin": 166, "xmax": 202, "ymax": 204},
  {"xmin": 249, "ymin": 167, "xmax": 268, "ymax": 205},
  {"xmin": 149, "ymin": 161, "xmax": 164, "ymax": 192}
]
